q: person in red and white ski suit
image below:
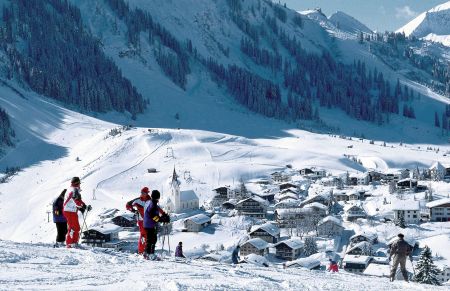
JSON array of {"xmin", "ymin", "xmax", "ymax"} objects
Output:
[
  {"xmin": 63, "ymin": 177, "xmax": 87, "ymax": 248},
  {"xmin": 126, "ymin": 187, "xmax": 151, "ymax": 254}
]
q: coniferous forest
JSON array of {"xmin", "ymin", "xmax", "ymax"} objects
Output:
[
  {"xmin": 0, "ymin": 0, "xmax": 146, "ymax": 118},
  {"xmin": 0, "ymin": 0, "xmax": 446, "ymax": 128}
]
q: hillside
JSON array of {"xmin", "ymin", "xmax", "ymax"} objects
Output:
[{"xmin": 397, "ymin": 1, "xmax": 450, "ymax": 46}]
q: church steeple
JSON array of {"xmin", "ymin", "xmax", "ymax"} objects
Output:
[
  {"xmin": 172, "ymin": 167, "xmax": 178, "ymax": 184},
  {"xmin": 170, "ymin": 166, "xmax": 181, "ymax": 212}
]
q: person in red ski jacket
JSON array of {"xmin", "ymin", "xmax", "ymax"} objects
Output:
[
  {"xmin": 126, "ymin": 187, "xmax": 151, "ymax": 254},
  {"xmin": 328, "ymin": 259, "xmax": 339, "ymax": 272},
  {"xmin": 63, "ymin": 177, "xmax": 91, "ymax": 248}
]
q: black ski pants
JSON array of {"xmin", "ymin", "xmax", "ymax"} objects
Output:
[
  {"xmin": 145, "ymin": 227, "xmax": 158, "ymax": 254},
  {"xmin": 55, "ymin": 222, "xmax": 68, "ymax": 243}
]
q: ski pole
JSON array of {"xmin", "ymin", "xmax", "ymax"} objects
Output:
[
  {"xmin": 80, "ymin": 209, "xmax": 90, "ymax": 233},
  {"xmin": 160, "ymin": 225, "xmax": 166, "ymax": 259},
  {"xmin": 167, "ymin": 223, "xmax": 171, "ymax": 256}
]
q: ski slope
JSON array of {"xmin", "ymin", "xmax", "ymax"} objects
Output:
[{"xmin": 0, "ymin": 240, "xmax": 442, "ymax": 291}]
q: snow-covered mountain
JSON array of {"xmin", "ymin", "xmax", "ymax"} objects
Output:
[
  {"xmin": 299, "ymin": 9, "xmax": 372, "ymax": 35},
  {"xmin": 1, "ymin": 1, "xmax": 450, "ymax": 288},
  {"xmin": 329, "ymin": 11, "xmax": 373, "ymax": 34},
  {"xmin": 397, "ymin": 1, "xmax": 450, "ymax": 46}
]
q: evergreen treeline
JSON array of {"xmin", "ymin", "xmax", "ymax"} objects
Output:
[
  {"xmin": 240, "ymin": 37, "xmax": 282, "ymax": 72},
  {"xmin": 278, "ymin": 27, "xmax": 400, "ymax": 122},
  {"xmin": 1, "ymin": 0, "xmax": 145, "ymax": 117},
  {"xmin": 370, "ymin": 31, "xmax": 450, "ymax": 98},
  {"xmin": 0, "ymin": 107, "xmax": 14, "ymax": 147},
  {"xmin": 105, "ymin": 0, "xmax": 190, "ymax": 89}
]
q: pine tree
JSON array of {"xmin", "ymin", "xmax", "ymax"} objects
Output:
[
  {"xmin": 304, "ymin": 237, "xmax": 318, "ymax": 256},
  {"xmin": 414, "ymin": 246, "xmax": 441, "ymax": 285}
]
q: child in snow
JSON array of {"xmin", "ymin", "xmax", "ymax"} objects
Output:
[
  {"xmin": 52, "ymin": 189, "xmax": 67, "ymax": 247},
  {"xmin": 328, "ymin": 259, "xmax": 339, "ymax": 272},
  {"xmin": 126, "ymin": 187, "xmax": 151, "ymax": 254},
  {"xmin": 175, "ymin": 242, "xmax": 186, "ymax": 258},
  {"xmin": 143, "ymin": 190, "xmax": 170, "ymax": 260},
  {"xmin": 63, "ymin": 177, "xmax": 91, "ymax": 248}
]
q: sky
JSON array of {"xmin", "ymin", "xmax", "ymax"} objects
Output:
[{"xmin": 281, "ymin": 0, "xmax": 447, "ymax": 32}]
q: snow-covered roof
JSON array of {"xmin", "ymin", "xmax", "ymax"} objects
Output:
[
  {"xmin": 201, "ymin": 251, "xmax": 231, "ymax": 262},
  {"xmin": 180, "ymin": 190, "xmax": 198, "ymax": 202},
  {"xmin": 426, "ymin": 198, "xmax": 450, "ymax": 208},
  {"xmin": 98, "ymin": 208, "xmax": 119, "ymax": 219},
  {"xmin": 391, "ymin": 199, "xmax": 420, "ymax": 211},
  {"xmin": 277, "ymin": 193, "xmax": 299, "ymax": 201},
  {"xmin": 363, "ymin": 263, "xmax": 390, "ymax": 277},
  {"xmin": 274, "ymin": 199, "xmax": 301, "ymax": 208},
  {"xmin": 89, "ymin": 223, "xmax": 122, "ymax": 234},
  {"xmin": 275, "ymin": 238, "xmax": 304, "ymax": 250},
  {"xmin": 250, "ymin": 223, "xmax": 280, "ymax": 237},
  {"xmin": 304, "ymin": 202, "xmax": 327, "ymax": 210},
  {"xmin": 113, "ymin": 212, "xmax": 135, "ymax": 221},
  {"xmin": 346, "ymin": 241, "xmax": 372, "ymax": 254},
  {"xmin": 242, "ymin": 238, "xmax": 269, "ymax": 250},
  {"xmin": 286, "ymin": 257, "xmax": 321, "ymax": 269},
  {"xmin": 276, "ymin": 208, "xmax": 311, "ymax": 218},
  {"xmin": 430, "ymin": 161, "xmax": 446, "ymax": 171},
  {"xmin": 243, "ymin": 254, "xmax": 269, "ymax": 267},
  {"xmin": 280, "ymin": 188, "xmax": 298, "ymax": 194},
  {"xmin": 185, "ymin": 213, "xmax": 211, "ymax": 225},
  {"xmin": 319, "ymin": 216, "xmax": 343, "ymax": 226},
  {"xmin": 350, "ymin": 232, "xmax": 377, "ymax": 242},
  {"xmin": 343, "ymin": 255, "xmax": 372, "ymax": 264},
  {"xmin": 344, "ymin": 203, "xmax": 365, "ymax": 212},
  {"xmin": 237, "ymin": 196, "xmax": 267, "ymax": 206}
]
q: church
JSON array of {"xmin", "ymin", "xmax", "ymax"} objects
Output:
[{"xmin": 164, "ymin": 168, "xmax": 199, "ymax": 214}]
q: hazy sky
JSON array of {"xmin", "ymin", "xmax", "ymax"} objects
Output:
[{"xmin": 281, "ymin": 0, "xmax": 446, "ymax": 31}]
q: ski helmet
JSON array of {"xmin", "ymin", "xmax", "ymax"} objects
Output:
[{"xmin": 141, "ymin": 187, "xmax": 150, "ymax": 194}]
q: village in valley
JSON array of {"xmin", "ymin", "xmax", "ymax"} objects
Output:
[{"xmin": 81, "ymin": 158, "xmax": 450, "ymax": 285}]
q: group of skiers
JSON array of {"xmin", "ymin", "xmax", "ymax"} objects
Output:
[{"xmin": 52, "ymin": 177, "xmax": 184, "ymax": 260}]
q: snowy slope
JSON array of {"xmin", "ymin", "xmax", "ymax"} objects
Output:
[
  {"xmin": 1, "ymin": 81, "xmax": 450, "ymax": 243},
  {"xmin": 0, "ymin": 240, "xmax": 439, "ymax": 291},
  {"xmin": 329, "ymin": 11, "xmax": 373, "ymax": 34},
  {"xmin": 397, "ymin": 1, "xmax": 450, "ymax": 46}
]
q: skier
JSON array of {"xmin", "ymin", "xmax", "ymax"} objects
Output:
[
  {"xmin": 175, "ymin": 241, "xmax": 186, "ymax": 258},
  {"xmin": 328, "ymin": 259, "xmax": 339, "ymax": 272},
  {"xmin": 231, "ymin": 245, "xmax": 240, "ymax": 264},
  {"xmin": 389, "ymin": 233, "xmax": 412, "ymax": 282},
  {"xmin": 52, "ymin": 189, "xmax": 68, "ymax": 247},
  {"xmin": 126, "ymin": 187, "xmax": 151, "ymax": 254},
  {"xmin": 63, "ymin": 177, "xmax": 91, "ymax": 248},
  {"xmin": 143, "ymin": 190, "xmax": 170, "ymax": 260}
]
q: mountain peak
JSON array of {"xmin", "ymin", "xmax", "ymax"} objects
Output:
[
  {"xmin": 397, "ymin": 1, "xmax": 450, "ymax": 46},
  {"xmin": 329, "ymin": 10, "xmax": 373, "ymax": 34}
]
